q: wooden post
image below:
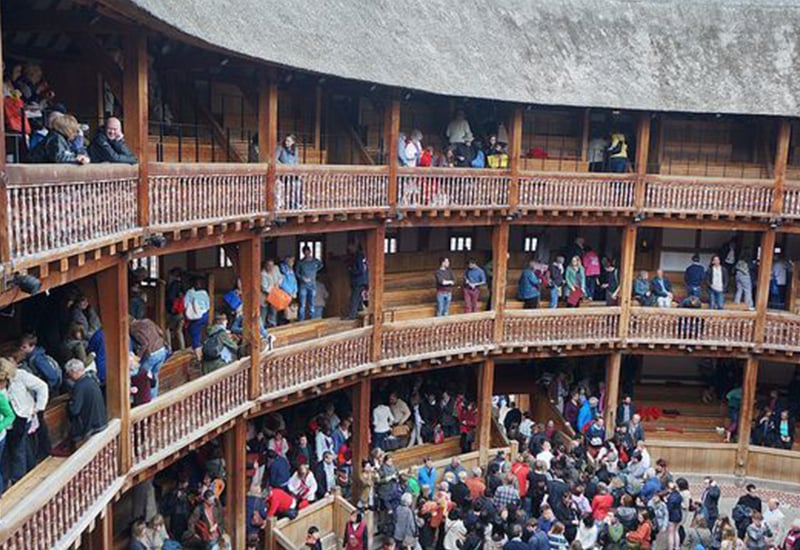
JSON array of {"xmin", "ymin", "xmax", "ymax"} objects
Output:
[
  {"xmin": 224, "ymin": 418, "xmax": 248, "ymax": 549},
  {"xmin": 477, "ymin": 359, "xmax": 495, "ymax": 466},
  {"xmin": 491, "ymin": 222, "xmax": 510, "ymax": 342},
  {"xmin": 314, "ymin": 85, "xmax": 322, "ymax": 155},
  {"xmin": 122, "ymin": 29, "xmax": 149, "ymax": 228},
  {"xmin": 367, "ymin": 223, "xmax": 386, "ymax": 362},
  {"xmin": 385, "ymin": 99, "xmax": 400, "ymax": 212},
  {"xmin": 580, "ymin": 108, "xmax": 590, "ymax": 163},
  {"xmin": 604, "ymin": 352, "xmax": 621, "ymax": 429},
  {"xmin": 96, "ymin": 261, "xmax": 131, "ymax": 474},
  {"xmin": 772, "ymin": 119, "xmax": 791, "ymax": 216},
  {"xmin": 508, "ymin": 107, "xmax": 523, "ymax": 210},
  {"xmin": 753, "ymin": 230, "xmax": 776, "ymax": 345},
  {"xmin": 618, "ymin": 225, "xmax": 637, "ymax": 341},
  {"xmin": 634, "ymin": 113, "xmax": 651, "ymax": 209},
  {"xmin": 351, "ymin": 379, "xmax": 371, "ymax": 504},
  {"xmin": 259, "ymin": 71, "xmax": 278, "ymax": 213},
  {"xmin": 736, "ymin": 357, "xmax": 759, "ymax": 477},
  {"xmin": 263, "ymin": 517, "xmax": 277, "ymax": 550},
  {"xmin": 240, "ymin": 236, "xmax": 263, "ymax": 399},
  {"xmin": 85, "ymin": 502, "xmax": 113, "ymax": 550},
  {"xmin": 0, "ymin": 7, "xmax": 9, "ymax": 263}
]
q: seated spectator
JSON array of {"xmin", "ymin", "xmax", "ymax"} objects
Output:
[
  {"xmin": 484, "ymin": 134, "xmax": 509, "ymax": 169},
  {"xmin": 130, "ymin": 316, "xmax": 168, "ymax": 397},
  {"xmin": 201, "ymin": 313, "xmax": 239, "ymax": 374},
  {"xmin": 87, "ymin": 117, "xmax": 137, "ymax": 164},
  {"xmin": 469, "ymin": 139, "xmax": 486, "ymax": 168},
  {"xmin": 65, "ymin": 359, "xmax": 107, "ymax": 446},
  {"xmin": 130, "ymin": 519, "xmax": 149, "ymax": 550},
  {"xmin": 633, "ymin": 271, "xmax": 655, "ymax": 306},
  {"xmin": 14, "ymin": 333, "xmax": 61, "ymax": 393},
  {"xmin": 27, "ymin": 114, "xmax": 89, "ymax": 164},
  {"xmin": 652, "ymin": 269, "xmax": 673, "ymax": 308}
]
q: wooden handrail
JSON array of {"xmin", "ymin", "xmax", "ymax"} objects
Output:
[
  {"xmin": 644, "ymin": 173, "xmax": 774, "ymax": 187},
  {"xmin": 276, "ymin": 163, "xmax": 388, "ymax": 175},
  {"xmin": 381, "ymin": 310, "xmax": 495, "ymax": 331},
  {"xmin": 260, "ymin": 326, "xmax": 373, "ymax": 361},
  {"xmin": 397, "ymin": 166, "xmax": 511, "ymax": 177},
  {"xmin": 148, "ymin": 161, "xmax": 269, "ymax": 177},
  {"xmin": 5, "ymin": 163, "xmax": 138, "ymax": 185},
  {"xmin": 519, "ymin": 170, "xmax": 638, "ymax": 182}
]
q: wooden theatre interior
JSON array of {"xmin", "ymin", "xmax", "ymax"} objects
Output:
[{"xmin": 3, "ymin": 0, "xmax": 800, "ymax": 548}]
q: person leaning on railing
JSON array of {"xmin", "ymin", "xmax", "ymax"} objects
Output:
[
  {"xmin": 87, "ymin": 116, "xmax": 138, "ymax": 164},
  {"xmin": 26, "ymin": 113, "xmax": 90, "ymax": 164}
]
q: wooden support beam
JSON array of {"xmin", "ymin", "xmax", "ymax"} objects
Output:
[
  {"xmin": 224, "ymin": 418, "xmax": 248, "ymax": 549},
  {"xmin": 96, "ymin": 261, "xmax": 131, "ymax": 474},
  {"xmin": 122, "ymin": 29, "xmax": 149, "ymax": 228},
  {"xmin": 508, "ymin": 107, "xmax": 524, "ymax": 210},
  {"xmin": 385, "ymin": 99, "xmax": 401, "ymax": 213},
  {"xmin": 0, "ymin": 6, "xmax": 9, "ymax": 263},
  {"xmin": 491, "ymin": 222, "xmax": 510, "ymax": 342},
  {"xmin": 367, "ymin": 224, "xmax": 386, "ymax": 362},
  {"xmin": 634, "ymin": 113, "xmax": 651, "ymax": 209},
  {"xmin": 604, "ymin": 352, "xmax": 621, "ymax": 429},
  {"xmin": 754, "ymin": 230, "xmax": 776, "ymax": 344},
  {"xmin": 772, "ymin": 119, "xmax": 791, "ymax": 216},
  {"xmin": 314, "ymin": 85, "xmax": 323, "ymax": 153},
  {"xmin": 259, "ymin": 71, "xmax": 278, "ymax": 213},
  {"xmin": 580, "ymin": 108, "xmax": 590, "ymax": 163},
  {"xmin": 618, "ymin": 225, "xmax": 637, "ymax": 340},
  {"xmin": 351, "ymin": 379, "xmax": 371, "ymax": 504},
  {"xmin": 736, "ymin": 357, "xmax": 759, "ymax": 477},
  {"xmin": 478, "ymin": 359, "xmax": 495, "ymax": 466},
  {"xmin": 241, "ymin": 236, "xmax": 263, "ymax": 399}
]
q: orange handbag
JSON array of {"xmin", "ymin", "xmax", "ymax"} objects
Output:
[{"xmin": 267, "ymin": 287, "xmax": 292, "ymax": 310}]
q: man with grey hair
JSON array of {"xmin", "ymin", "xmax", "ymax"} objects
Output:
[
  {"xmin": 392, "ymin": 492, "xmax": 418, "ymax": 547},
  {"xmin": 66, "ymin": 359, "xmax": 107, "ymax": 445}
]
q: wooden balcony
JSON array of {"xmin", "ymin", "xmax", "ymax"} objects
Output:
[
  {"xmin": 396, "ymin": 168, "xmax": 509, "ymax": 212},
  {"xmin": 380, "ymin": 311, "xmax": 495, "ymax": 362},
  {"xmin": 762, "ymin": 311, "xmax": 800, "ymax": 355},
  {"xmin": 274, "ymin": 164, "xmax": 389, "ymax": 216},
  {"xmin": 129, "ymin": 359, "xmax": 250, "ymax": 474},
  {"xmin": 780, "ymin": 183, "xmax": 800, "ymax": 219},
  {"xmin": 642, "ymin": 175, "xmax": 774, "ymax": 220},
  {"xmin": 5, "ymin": 164, "xmax": 139, "ymax": 264},
  {"xmin": 627, "ymin": 308, "xmax": 756, "ymax": 350},
  {"xmin": 503, "ymin": 307, "xmax": 621, "ymax": 349},
  {"xmin": 148, "ymin": 162, "xmax": 267, "ymax": 228},
  {"xmin": 0, "ymin": 420, "xmax": 123, "ymax": 550},
  {"xmin": 517, "ymin": 172, "xmax": 636, "ymax": 214}
]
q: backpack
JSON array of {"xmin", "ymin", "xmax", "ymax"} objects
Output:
[
  {"xmin": 784, "ymin": 528, "xmax": 800, "ymax": 550},
  {"xmin": 536, "ymin": 268, "xmax": 551, "ymax": 289},
  {"xmin": 202, "ymin": 330, "xmax": 225, "ymax": 360}
]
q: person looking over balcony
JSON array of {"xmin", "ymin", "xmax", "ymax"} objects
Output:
[
  {"xmin": 707, "ymin": 255, "xmax": 729, "ymax": 310},
  {"xmin": 27, "ymin": 113, "xmax": 90, "ymax": 164},
  {"xmin": 87, "ymin": 117, "xmax": 137, "ymax": 164},
  {"xmin": 607, "ymin": 132, "xmax": 629, "ymax": 173},
  {"xmin": 201, "ymin": 313, "xmax": 239, "ymax": 374},
  {"xmin": 261, "ymin": 259, "xmax": 284, "ymax": 327},
  {"xmin": 276, "ymin": 133, "xmax": 298, "ymax": 165},
  {"xmin": 0, "ymin": 381, "xmax": 14, "ymax": 498},
  {"xmin": 518, "ymin": 260, "xmax": 542, "ymax": 309},
  {"xmin": 652, "ymin": 269, "xmax": 674, "ymax": 308},
  {"xmin": 462, "ymin": 258, "xmax": 487, "ymax": 313},
  {"xmin": 346, "ymin": 243, "xmax": 369, "ymax": 320},
  {"xmin": 130, "ymin": 316, "xmax": 168, "ymax": 397},
  {"xmin": 184, "ymin": 277, "xmax": 211, "ymax": 358},
  {"xmin": 565, "ymin": 256, "xmax": 586, "ymax": 307},
  {"xmin": 14, "ymin": 333, "xmax": 61, "ymax": 394},
  {"xmin": 434, "ymin": 257, "xmax": 456, "ymax": 317},
  {"xmin": 446, "ymin": 108, "xmax": 474, "ymax": 145},
  {"xmin": 684, "ymin": 255, "xmax": 706, "ymax": 299},
  {"xmin": 296, "ymin": 246, "xmax": 323, "ymax": 321},
  {"xmin": 485, "ymin": 134, "xmax": 509, "ymax": 169},
  {"xmin": 65, "ymin": 359, "xmax": 107, "ymax": 447}
]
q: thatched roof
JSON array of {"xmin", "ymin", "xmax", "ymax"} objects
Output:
[{"xmin": 115, "ymin": 0, "xmax": 800, "ymax": 117}]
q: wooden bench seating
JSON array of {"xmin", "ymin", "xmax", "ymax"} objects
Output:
[
  {"xmin": 158, "ymin": 349, "xmax": 198, "ymax": 394},
  {"xmin": 391, "ymin": 436, "xmax": 462, "ymax": 471},
  {"xmin": 269, "ymin": 318, "xmax": 360, "ymax": 347}
]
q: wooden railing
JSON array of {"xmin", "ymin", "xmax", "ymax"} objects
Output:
[
  {"xmin": 643, "ymin": 175, "xmax": 774, "ymax": 218},
  {"xmin": 746, "ymin": 446, "xmax": 800, "ymax": 484},
  {"xmin": 5, "ymin": 164, "xmax": 138, "ymax": 260},
  {"xmin": 627, "ymin": 308, "xmax": 756, "ymax": 349},
  {"xmin": 380, "ymin": 311, "xmax": 495, "ymax": 361},
  {"xmin": 274, "ymin": 164, "xmax": 389, "ymax": 214},
  {"xmin": 0, "ymin": 420, "xmax": 122, "ymax": 549},
  {"xmin": 397, "ymin": 167, "xmax": 509, "ymax": 209},
  {"xmin": 271, "ymin": 494, "xmax": 358, "ymax": 550},
  {"xmin": 148, "ymin": 162, "xmax": 267, "ymax": 227},
  {"xmin": 780, "ymin": 183, "xmax": 800, "ymax": 219},
  {"xmin": 517, "ymin": 172, "xmax": 636, "ymax": 211},
  {"xmin": 130, "ymin": 359, "xmax": 250, "ymax": 471},
  {"xmin": 503, "ymin": 307, "xmax": 621, "ymax": 347},
  {"xmin": 645, "ymin": 440, "xmax": 738, "ymax": 475},
  {"xmin": 762, "ymin": 311, "xmax": 800, "ymax": 353},
  {"xmin": 260, "ymin": 328, "xmax": 372, "ymax": 398}
]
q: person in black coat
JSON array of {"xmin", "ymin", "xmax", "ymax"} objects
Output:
[
  {"xmin": 503, "ymin": 401, "xmax": 522, "ymax": 436},
  {"xmin": 700, "ymin": 477, "xmax": 721, "ymax": 527},
  {"xmin": 87, "ymin": 117, "xmax": 138, "ymax": 164},
  {"xmin": 313, "ymin": 451, "xmax": 337, "ymax": 499},
  {"xmin": 65, "ymin": 359, "xmax": 107, "ymax": 444}
]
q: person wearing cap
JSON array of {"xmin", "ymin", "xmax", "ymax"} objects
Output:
[{"xmin": 684, "ymin": 254, "xmax": 706, "ymax": 299}]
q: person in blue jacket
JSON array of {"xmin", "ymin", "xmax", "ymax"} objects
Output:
[
  {"xmin": 417, "ymin": 456, "xmax": 437, "ymax": 498},
  {"xmin": 16, "ymin": 333, "xmax": 62, "ymax": 392},
  {"xmin": 517, "ymin": 260, "xmax": 541, "ymax": 309},
  {"xmin": 577, "ymin": 396, "xmax": 599, "ymax": 433},
  {"xmin": 684, "ymin": 254, "xmax": 706, "ymax": 298}
]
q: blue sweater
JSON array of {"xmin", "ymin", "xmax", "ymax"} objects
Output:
[
  {"xmin": 685, "ymin": 263, "xmax": 706, "ymax": 287},
  {"xmin": 464, "ymin": 266, "xmax": 487, "ymax": 287},
  {"xmin": 296, "ymin": 258, "xmax": 323, "ymax": 285},
  {"xmin": 517, "ymin": 269, "xmax": 541, "ymax": 300}
]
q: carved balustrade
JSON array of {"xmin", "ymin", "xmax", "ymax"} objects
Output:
[
  {"xmin": 380, "ymin": 312, "xmax": 495, "ymax": 361},
  {"xmin": 274, "ymin": 165, "xmax": 389, "ymax": 214},
  {"xmin": 397, "ymin": 168, "xmax": 509, "ymax": 210},
  {"xmin": 502, "ymin": 307, "xmax": 621, "ymax": 347},
  {"xmin": 643, "ymin": 175, "xmax": 773, "ymax": 218},
  {"xmin": 517, "ymin": 172, "xmax": 635, "ymax": 212},
  {"xmin": 627, "ymin": 308, "xmax": 756, "ymax": 349}
]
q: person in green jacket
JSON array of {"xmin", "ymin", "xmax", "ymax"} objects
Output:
[
  {"xmin": 201, "ymin": 313, "xmax": 240, "ymax": 374},
  {"xmin": 565, "ymin": 255, "xmax": 587, "ymax": 307},
  {"xmin": 0, "ymin": 389, "xmax": 17, "ymax": 497}
]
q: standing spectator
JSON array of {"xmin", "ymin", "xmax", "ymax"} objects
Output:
[
  {"xmin": 733, "ymin": 259, "xmax": 754, "ymax": 310},
  {"xmin": 666, "ymin": 482, "xmax": 683, "ymax": 550},
  {"xmin": 287, "ymin": 464, "xmax": 318, "ymax": 505},
  {"xmin": 313, "ymin": 451, "xmax": 337, "ymax": 498},
  {"xmin": 462, "ymin": 259, "xmax": 487, "ymax": 314},
  {"xmin": 457, "ymin": 400, "xmax": 477, "ymax": 454},
  {"xmin": 602, "ymin": 258, "xmax": 621, "ymax": 305},
  {"xmin": 279, "ymin": 257, "xmax": 298, "ymax": 319},
  {"xmin": 582, "ymin": 246, "xmax": 601, "ymax": 300},
  {"xmin": 434, "ymin": 257, "xmax": 456, "ymax": 317},
  {"xmin": 745, "ymin": 512, "xmax": 772, "ymax": 549},
  {"xmin": 607, "ymin": 133, "xmax": 629, "ymax": 173},
  {"xmin": 346, "ymin": 244, "xmax": 369, "ymax": 320},
  {"xmin": 165, "ymin": 267, "xmax": 186, "ymax": 351},
  {"xmin": 313, "ymin": 279, "xmax": 329, "ymax": 319},
  {"xmin": 0, "ymin": 384, "xmax": 14, "ymax": 497},
  {"xmin": 684, "ymin": 255, "xmax": 706, "ymax": 298},
  {"xmin": 393, "ymin": 493, "xmax": 419, "ymax": 547},
  {"xmin": 652, "ymin": 269, "xmax": 674, "ymax": 308},
  {"xmin": 617, "ymin": 395, "xmax": 636, "ymax": 427},
  {"xmin": 418, "ymin": 457, "xmax": 437, "ymax": 498},
  {"xmin": 184, "ymin": 277, "xmax": 211, "ymax": 359},
  {"xmin": 372, "ymin": 400, "xmax": 395, "ymax": 450},
  {"xmin": 14, "ymin": 333, "xmax": 61, "ymax": 393},
  {"xmin": 185, "ymin": 490, "xmax": 225, "ymax": 548},
  {"xmin": 87, "ymin": 117, "xmax": 137, "ymax": 163},
  {"xmin": 0, "ymin": 358, "xmax": 48, "ymax": 485},
  {"xmin": 707, "ymin": 255, "xmax": 729, "ymax": 310},
  {"xmin": 701, "ymin": 477, "xmax": 722, "ymax": 528},
  {"xmin": 201, "ymin": 313, "xmax": 239, "ymax": 374},
  {"xmin": 763, "ymin": 498, "xmax": 785, "ymax": 546},
  {"xmin": 771, "ymin": 254, "xmax": 792, "ymax": 309},
  {"xmin": 518, "ymin": 260, "xmax": 542, "ymax": 309},
  {"xmin": 550, "ymin": 255, "xmax": 565, "ymax": 308},
  {"xmin": 446, "ymin": 109, "xmax": 474, "ymax": 145},
  {"xmin": 65, "ymin": 359, "xmax": 107, "ymax": 445},
  {"xmin": 296, "ymin": 246, "xmax": 323, "ymax": 321},
  {"xmin": 565, "ymin": 256, "xmax": 586, "ymax": 307},
  {"xmin": 261, "ymin": 259, "xmax": 284, "ymax": 327},
  {"xmin": 343, "ymin": 510, "xmax": 368, "ymax": 550},
  {"xmin": 587, "ymin": 134, "xmax": 608, "ymax": 172},
  {"xmin": 130, "ymin": 317, "xmax": 168, "ymax": 397}
]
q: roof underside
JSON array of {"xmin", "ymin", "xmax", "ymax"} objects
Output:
[{"xmin": 117, "ymin": 0, "xmax": 800, "ymax": 117}]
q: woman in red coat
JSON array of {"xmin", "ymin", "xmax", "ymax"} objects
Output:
[{"xmin": 458, "ymin": 400, "xmax": 478, "ymax": 454}]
